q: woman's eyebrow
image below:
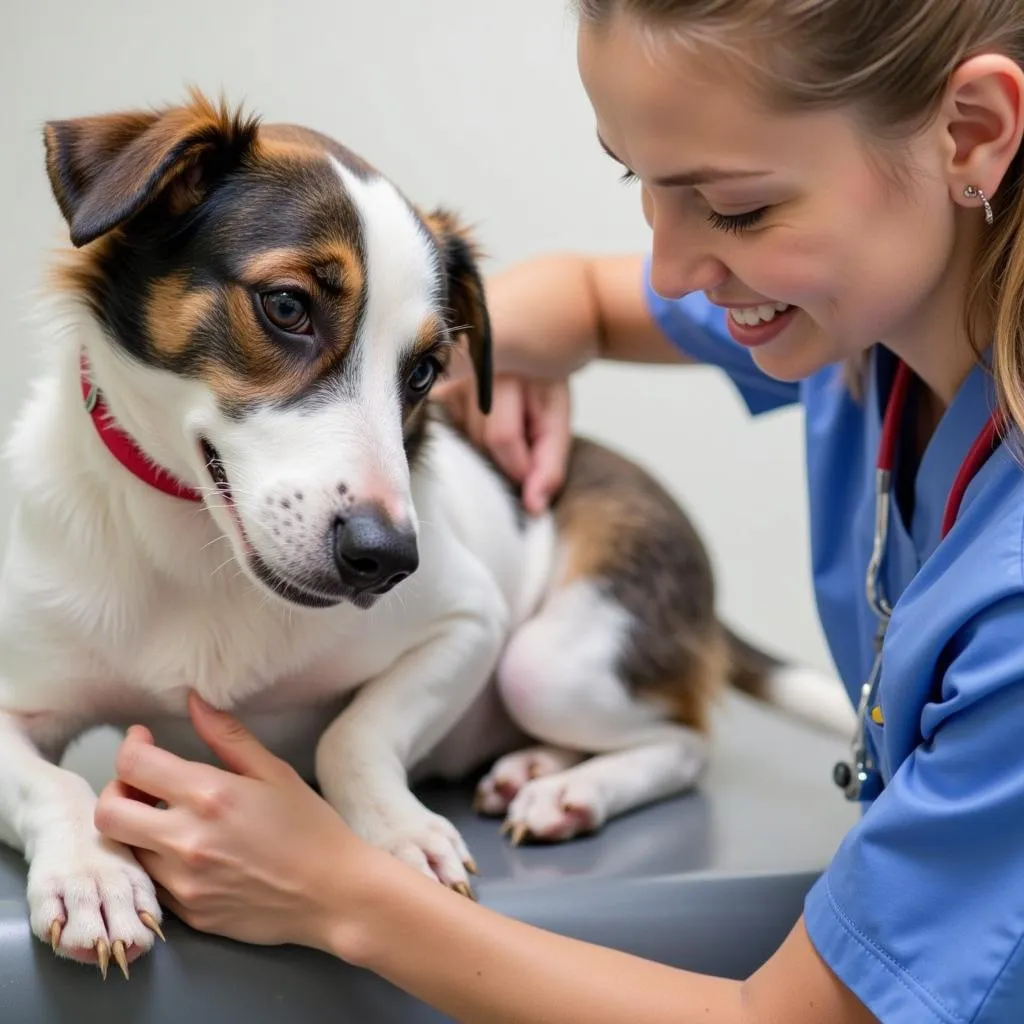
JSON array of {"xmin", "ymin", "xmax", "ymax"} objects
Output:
[{"xmin": 596, "ymin": 132, "xmax": 771, "ymax": 186}]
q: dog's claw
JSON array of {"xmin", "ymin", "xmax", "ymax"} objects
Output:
[
  {"xmin": 452, "ymin": 881, "xmax": 476, "ymax": 901},
  {"xmin": 95, "ymin": 938, "xmax": 110, "ymax": 980},
  {"xmin": 112, "ymin": 940, "xmax": 129, "ymax": 980},
  {"xmin": 49, "ymin": 920, "xmax": 62, "ymax": 953},
  {"xmin": 139, "ymin": 911, "xmax": 165, "ymax": 943},
  {"xmin": 509, "ymin": 823, "xmax": 530, "ymax": 847},
  {"xmin": 464, "ymin": 857, "xmax": 479, "ymax": 876}
]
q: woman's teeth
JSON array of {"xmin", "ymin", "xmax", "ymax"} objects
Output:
[{"xmin": 728, "ymin": 302, "xmax": 792, "ymax": 327}]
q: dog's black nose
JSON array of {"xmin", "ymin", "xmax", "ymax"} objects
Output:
[{"xmin": 333, "ymin": 508, "xmax": 419, "ymax": 594}]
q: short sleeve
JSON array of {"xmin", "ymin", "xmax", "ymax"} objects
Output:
[
  {"xmin": 642, "ymin": 258, "xmax": 800, "ymax": 416},
  {"xmin": 804, "ymin": 593, "xmax": 1024, "ymax": 1024}
]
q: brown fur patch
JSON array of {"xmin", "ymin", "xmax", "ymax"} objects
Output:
[
  {"xmin": 414, "ymin": 313, "xmax": 446, "ymax": 356},
  {"xmin": 145, "ymin": 273, "xmax": 218, "ymax": 357},
  {"xmin": 551, "ymin": 438, "xmax": 726, "ymax": 732},
  {"xmin": 256, "ymin": 124, "xmax": 379, "ymax": 179},
  {"xmin": 241, "ymin": 243, "xmax": 365, "ymax": 305},
  {"xmin": 402, "ymin": 400, "xmax": 432, "ymax": 467},
  {"xmin": 45, "ymin": 233, "xmax": 117, "ymax": 310},
  {"xmin": 240, "ymin": 248, "xmax": 318, "ymax": 288}
]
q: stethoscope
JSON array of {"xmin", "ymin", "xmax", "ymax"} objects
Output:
[{"xmin": 832, "ymin": 357, "xmax": 1006, "ymax": 802}]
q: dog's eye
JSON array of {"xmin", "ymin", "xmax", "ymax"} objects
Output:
[
  {"xmin": 261, "ymin": 291, "xmax": 312, "ymax": 335},
  {"xmin": 406, "ymin": 356, "xmax": 439, "ymax": 396}
]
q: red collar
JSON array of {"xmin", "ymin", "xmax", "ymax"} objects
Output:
[{"xmin": 80, "ymin": 351, "xmax": 204, "ymax": 503}]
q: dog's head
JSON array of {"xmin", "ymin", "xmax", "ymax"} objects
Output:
[{"xmin": 44, "ymin": 89, "xmax": 492, "ymax": 610}]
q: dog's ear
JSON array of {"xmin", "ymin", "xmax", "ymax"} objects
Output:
[
  {"xmin": 43, "ymin": 88, "xmax": 259, "ymax": 248},
  {"xmin": 423, "ymin": 208, "xmax": 493, "ymax": 415}
]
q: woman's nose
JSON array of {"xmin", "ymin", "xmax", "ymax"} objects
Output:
[
  {"xmin": 649, "ymin": 238, "xmax": 728, "ymax": 300},
  {"xmin": 647, "ymin": 206, "xmax": 728, "ymax": 300}
]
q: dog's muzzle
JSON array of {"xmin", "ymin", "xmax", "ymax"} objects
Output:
[{"xmin": 333, "ymin": 507, "xmax": 418, "ymax": 596}]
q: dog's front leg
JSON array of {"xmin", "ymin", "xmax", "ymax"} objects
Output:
[
  {"xmin": 315, "ymin": 575, "xmax": 508, "ymax": 896},
  {"xmin": 0, "ymin": 709, "xmax": 163, "ymax": 976}
]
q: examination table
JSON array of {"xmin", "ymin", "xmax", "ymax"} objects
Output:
[{"xmin": 0, "ymin": 690, "xmax": 859, "ymax": 1022}]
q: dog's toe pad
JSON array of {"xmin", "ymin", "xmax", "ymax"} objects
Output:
[
  {"xmin": 379, "ymin": 810, "xmax": 477, "ymax": 893},
  {"xmin": 503, "ymin": 774, "xmax": 603, "ymax": 844},
  {"xmin": 474, "ymin": 746, "xmax": 584, "ymax": 817}
]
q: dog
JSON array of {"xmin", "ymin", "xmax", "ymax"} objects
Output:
[{"xmin": 0, "ymin": 89, "xmax": 854, "ymax": 979}]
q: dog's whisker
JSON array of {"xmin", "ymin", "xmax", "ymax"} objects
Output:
[
  {"xmin": 209, "ymin": 554, "xmax": 238, "ymax": 578},
  {"xmin": 199, "ymin": 534, "xmax": 233, "ymax": 554}
]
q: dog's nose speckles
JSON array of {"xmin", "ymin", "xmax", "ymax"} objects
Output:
[{"xmin": 258, "ymin": 485, "xmax": 355, "ymax": 549}]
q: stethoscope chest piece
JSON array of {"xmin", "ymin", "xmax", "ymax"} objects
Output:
[{"xmin": 833, "ymin": 622, "xmax": 887, "ymax": 802}]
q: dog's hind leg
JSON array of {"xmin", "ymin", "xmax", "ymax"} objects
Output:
[
  {"xmin": 474, "ymin": 577, "xmax": 717, "ymax": 843},
  {"xmin": 0, "ymin": 709, "xmax": 163, "ymax": 977},
  {"xmin": 473, "ymin": 438, "xmax": 727, "ymax": 843}
]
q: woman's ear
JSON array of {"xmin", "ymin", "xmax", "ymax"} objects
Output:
[{"xmin": 940, "ymin": 54, "xmax": 1024, "ymax": 210}]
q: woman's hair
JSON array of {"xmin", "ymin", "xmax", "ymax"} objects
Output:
[{"xmin": 575, "ymin": 0, "xmax": 1024, "ymax": 426}]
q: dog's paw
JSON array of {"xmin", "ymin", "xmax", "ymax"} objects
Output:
[
  {"xmin": 500, "ymin": 772, "xmax": 605, "ymax": 845},
  {"xmin": 473, "ymin": 746, "xmax": 585, "ymax": 817},
  {"xmin": 372, "ymin": 809, "xmax": 479, "ymax": 897},
  {"xmin": 27, "ymin": 836, "xmax": 165, "ymax": 979}
]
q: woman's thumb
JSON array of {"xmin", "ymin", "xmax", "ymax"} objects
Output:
[{"xmin": 187, "ymin": 690, "xmax": 279, "ymax": 779}]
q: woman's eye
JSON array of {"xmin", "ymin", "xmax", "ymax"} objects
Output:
[
  {"xmin": 261, "ymin": 291, "xmax": 313, "ymax": 335},
  {"xmin": 705, "ymin": 207, "xmax": 769, "ymax": 235},
  {"xmin": 407, "ymin": 357, "xmax": 439, "ymax": 396}
]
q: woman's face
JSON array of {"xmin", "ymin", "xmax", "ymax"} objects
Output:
[{"xmin": 576, "ymin": 13, "xmax": 962, "ymax": 383}]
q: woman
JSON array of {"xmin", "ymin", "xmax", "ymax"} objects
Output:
[{"xmin": 95, "ymin": 1, "xmax": 1024, "ymax": 1020}]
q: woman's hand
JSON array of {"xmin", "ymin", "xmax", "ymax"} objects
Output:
[
  {"xmin": 434, "ymin": 354, "xmax": 572, "ymax": 515},
  {"xmin": 93, "ymin": 693, "xmax": 380, "ymax": 956}
]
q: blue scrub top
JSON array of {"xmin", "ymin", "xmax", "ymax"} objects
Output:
[{"xmin": 644, "ymin": 269, "xmax": 1024, "ymax": 1023}]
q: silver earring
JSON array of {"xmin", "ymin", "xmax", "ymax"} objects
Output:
[{"xmin": 964, "ymin": 185, "xmax": 995, "ymax": 226}]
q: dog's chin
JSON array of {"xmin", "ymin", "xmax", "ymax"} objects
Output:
[
  {"xmin": 198, "ymin": 436, "xmax": 379, "ymax": 612},
  {"xmin": 248, "ymin": 553, "xmax": 379, "ymax": 611}
]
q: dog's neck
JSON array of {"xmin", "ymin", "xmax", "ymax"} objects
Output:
[{"xmin": 79, "ymin": 349, "xmax": 203, "ymax": 504}]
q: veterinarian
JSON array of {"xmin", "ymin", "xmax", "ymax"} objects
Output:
[{"xmin": 93, "ymin": 0, "xmax": 1024, "ymax": 1020}]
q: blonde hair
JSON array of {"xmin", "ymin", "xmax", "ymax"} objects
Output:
[{"xmin": 576, "ymin": 0, "xmax": 1024, "ymax": 422}]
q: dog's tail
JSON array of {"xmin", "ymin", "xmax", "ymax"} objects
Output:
[{"xmin": 721, "ymin": 623, "xmax": 856, "ymax": 736}]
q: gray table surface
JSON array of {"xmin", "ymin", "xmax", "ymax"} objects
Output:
[{"xmin": 0, "ymin": 691, "xmax": 859, "ymax": 1023}]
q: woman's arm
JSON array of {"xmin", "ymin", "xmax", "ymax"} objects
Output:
[
  {"xmin": 335, "ymin": 853, "xmax": 873, "ymax": 1024},
  {"xmin": 483, "ymin": 252, "xmax": 692, "ymax": 378},
  {"xmin": 434, "ymin": 252, "xmax": 690, "ymax": 513},
  {"xmin": 95, "ymin": 696, "xmax": 874, "ymax": 1024}
]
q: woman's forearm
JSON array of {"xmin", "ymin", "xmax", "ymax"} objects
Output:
[
  {"xmin": 329, "ymin": 856, "xmax": 747, "ymax": 1024},
  {"xmin": 485, "ymin": 252, "xmax": 689, "ymax": 379}
]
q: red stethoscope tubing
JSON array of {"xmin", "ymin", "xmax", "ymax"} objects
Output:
[
  {"xmin": 878, "ymin": 359, "xmax": 1006, "ymax": 540},
  {"xmin": 837, "ymin": 357, "xmax": 1008, "ymax": 800}
]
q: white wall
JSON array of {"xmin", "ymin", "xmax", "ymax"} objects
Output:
[{"xmin": 0, "ymin": 0, "xmax": 833, "ymax": 677}]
